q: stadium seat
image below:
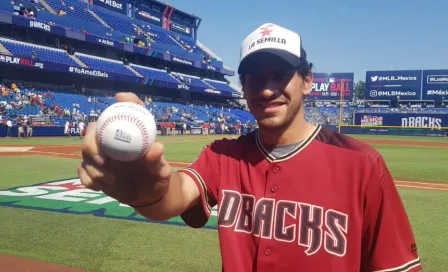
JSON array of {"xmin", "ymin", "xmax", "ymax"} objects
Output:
[{"xmin": 0, "ymin": 38, "xmax": 80, "ymax": 66}]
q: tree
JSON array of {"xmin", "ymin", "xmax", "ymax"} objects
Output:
[{"xmin": 353, "ymin": 80, "xmax": 366, "ymax": 100}]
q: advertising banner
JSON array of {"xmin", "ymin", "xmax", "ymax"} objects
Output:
[
  {"xmin": 365, "ymin": 70, "xmax": 422, "ymax": 100},
  {"xmin": 171, "ymin": 56, "xmax": 194, "ymax": 66},
  {"xmin": 169, "ymin": 22, "xmax": 192, "ymax": 37},
  {"xmin": 0, "ymin": 54, "xmax": 237, "ymax": 98},
  {"xmin": 309, "ymin": 73, "xmax": 353, "ymax": 100},
  {"xmin": 135, "ymin": 6, "xmax": 162, "ymax": 26},
  {"xmin": 354, "ymin": 113, "xmax": 447, "ymax": 128},
  {"xmin": 85, "ymin": 35, "xmax": 125, "ymax": 50},
  {"xmin": 93, "ymin": 0, "xmax": 127, "ymax": 15},
  {"xmin": 422, "ymin": 70, "xmax": 448, "ymax": 100},
  {"xmin": 12, "ymin": 16, "xmax": 65, "ymax": 36}
]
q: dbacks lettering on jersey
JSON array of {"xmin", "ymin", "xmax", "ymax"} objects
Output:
[{"xmin": 218, "ymin": 190, "xmax": 348, "ymax": 257}]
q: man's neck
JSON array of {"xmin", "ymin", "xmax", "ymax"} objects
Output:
[{"xmin": 258, "ymin": 115, "xmax": 317, "ymax": 146}]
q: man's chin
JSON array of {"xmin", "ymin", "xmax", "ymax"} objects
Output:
[{"xmin": 256, "ymin": 117, "xmax": 287, "ymax": 131}]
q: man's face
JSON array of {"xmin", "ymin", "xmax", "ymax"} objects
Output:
[{"xmin": 243, "ymin": 68, "xmax": 313, "ymax": 131}]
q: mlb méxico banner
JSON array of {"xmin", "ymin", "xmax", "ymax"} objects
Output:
[
  {"xmin": 309, "ymin": 73, "xmax": 354, "ymax": 100},
  {"xmin": 365, "ymin": 70, "xmax": 423, "ymax": 100},
  {"xmin": 354, "ymin": 113, "xmax": 447, "ymax": 128},
  {"xmin": 0, "ymin": 179, "xmax": 218, "ymax": 229},
  {"xmin": 93, "ymin": 0, "xmax": 127, "ymax": 14},
  {"xmin": 422, "ymin": 70, "xmax": 448, "ymax": 100}
]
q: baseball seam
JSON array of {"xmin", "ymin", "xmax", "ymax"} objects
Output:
[{"xmin": 98, "ymin": 112, "xmax": 150, "ymax": 160}]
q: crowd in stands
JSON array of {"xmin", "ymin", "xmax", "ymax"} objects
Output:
[{"xmin": 2, "ymin": 80, "xmax": 448, "ymax": 138}]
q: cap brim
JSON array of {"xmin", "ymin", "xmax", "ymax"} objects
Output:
[{"xmin": 237, "ymin": 49, "xmax": 302, "ymax": 74}]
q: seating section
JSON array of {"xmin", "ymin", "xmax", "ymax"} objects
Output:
[
  {"xmin": 75, "ymin": 54, "xmax": 134, "ymax": 75},
  {"xmin": 44, "ymin": 0, "xmax": 101, "ymax": 25},
  {"xmin": 130, "ymin": 65, "xmax": 180, "ymax": 83},
  {"xmin": 204, "ymin": 80, "xmax": 237, "ymax": 93},
  {"xmin": 91, "ymin": 8, "xmax": 137, "ymax": 35},
  {"xmin": 0, "ymin": 39, "xmax": 79, "ymax": 66},
  {"xmin": 171, "ymin": 73, "xmax": 212, "ymax": 89}
]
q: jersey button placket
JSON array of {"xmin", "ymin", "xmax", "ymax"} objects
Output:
[{"xmin": 264, "ymin": 248, "xmax": 271, "ymax": 256}]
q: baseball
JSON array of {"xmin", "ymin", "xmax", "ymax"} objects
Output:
[{"xmin": 96, "ymin": 101, "xmax": 157, "ymax": 162}]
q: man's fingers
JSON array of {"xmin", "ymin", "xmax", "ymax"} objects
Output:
[
  {"xmin": 143, "ymin": 142, "xmax": 170, "ymax": 179},
  {"xmin": 81, "ymin": 122, "xmax": 106, "ymax": 166},
  {"xmin": 82, "ymin": 161, "xmax": 116, "ymax": 184},
  {"xmin": 115, "ymin": 92, "xmax": 145, "ymax": 106},
  {"xmin": 78, "ymin": 164, "xmax": 103, "ymax": 191}
]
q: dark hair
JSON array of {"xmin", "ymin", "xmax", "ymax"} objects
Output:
[{"xmin": 239, "ymin": 61, "xmax": 314, "ymax": 86}]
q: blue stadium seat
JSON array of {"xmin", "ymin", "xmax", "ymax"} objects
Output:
[
  {"xmin": 0, "ymin": 38, "xmax": 80, "ymax": 66},
  {"xmin": 130, "ymin": 64, "xmax": 180, "ymax": 83},
  {"xmin": 204, "ymin": 79, "xmax": 238, "ymax": 93},
  {"xmin": 75, "ymin": 53, "xmax": 134, "ymax": 75},
  {"xmin": 44, "ymin": 0, "xmax": 101, "ymax": 25}
]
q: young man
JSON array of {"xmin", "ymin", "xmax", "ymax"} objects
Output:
[{"xmin": 78, "ymin": 23, "xmax": 421, "ymax": 272}]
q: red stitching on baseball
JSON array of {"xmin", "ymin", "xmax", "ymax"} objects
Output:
[{"xmin": 98, "ymin": 106, "xmax": 151, "ymax": 160}]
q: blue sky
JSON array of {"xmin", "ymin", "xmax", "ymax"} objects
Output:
[{"xmin": 166, "ymin": 0, "xmax": 448, "ymax": 86}]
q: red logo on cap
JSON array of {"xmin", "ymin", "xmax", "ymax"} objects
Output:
[{"xmin": 260, "ymin": 24, "xmax": 274, "ymax": 37}]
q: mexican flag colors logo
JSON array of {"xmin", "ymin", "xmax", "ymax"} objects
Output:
[{"xmin": 0, "ymin": 178, "xmax": 218, "ymax": 229}]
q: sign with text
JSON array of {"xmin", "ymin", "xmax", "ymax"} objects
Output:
[
  {"xmin": 93, "ymin": 0, "xmax": 127, "ymax": 14},
  {"xmin": 309, "ymin": 73, "xmax": 354, "ymax": 100},
  {"xmin": 422, "ymin": 70, "xmax": 448, "ymax": 100},
  {"xmin": 354, "ymin": 113, "xmax": 447, "ymax": 128},
  {"xmin": 135, "ymin": 6, "xmax": 162, "ymax": 26},
  {"xmin": 365, "ymin": 70, "xmax": 422, "ymax": 100},
  {"xmin": 169, "ymin": 22, "xmax": 192, "ymax": 37}
]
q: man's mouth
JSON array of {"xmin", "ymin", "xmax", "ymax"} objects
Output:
[{"xmin": 254, "ymin": 101, "xmax": 285, "ymax": 113}]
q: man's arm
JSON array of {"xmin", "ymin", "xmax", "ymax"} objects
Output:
[
  {"xmin": 134, "ymin": 143, "xmax": 220, "ymax": 227},
  {"xmin": 361, "ymin": 155, "xmax": 422, "ymax": 272},
  {"xmin": 133, "ymin": 172, "xmax": 201, "ymax": 222}
]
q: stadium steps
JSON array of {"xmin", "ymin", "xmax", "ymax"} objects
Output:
[
  {"xmin": 0, "ymin": 43, "xmax": 12, "ymax": 56},
  {"xmin": 66, "ymin": 53, "xmax": 88, "ymax": 68},
  {"xmin": 168, "ymin": 35, "xmax": 187, "ymax": 50},
  {"xmin": 87, "ymin": 10, "xmax": 111, "ymax": 28},
  {"xmin": 126, "ymin": 65, "xmax": 143, "ymax": 77},
  {"xmin": 196, "ymin": 40, "xmax": 222, "ymax": 61},
  {"xmin": 203, "ymin": 80, "xmax": 216, "ymax": 89},
  {"xmin": 39, "ymin": 0, "xmax": 57, "ymax": 14}
]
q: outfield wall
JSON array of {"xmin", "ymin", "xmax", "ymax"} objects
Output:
[
  {"xmin": 353, "ymin": 113, "xmax": 448, "ymax": 128},
  {"xmin": 0, "ymin": 125, "xmax": 220, "ymax": 137},
  {"xmin": 1, "ymin": 123, "xmax": 447, "ymax": 138}
]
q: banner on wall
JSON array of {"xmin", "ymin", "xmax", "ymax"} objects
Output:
[
  {"xmin": 135, "ymin": 6, "xmax": 162, "ymax": 26},
  {"xmin": 0, "ymin": 54, "xmax": 237, "ymax": 98},
  {"xmin": 309, "ymin": 73, "xmax": 354, "ymax": 100},
  {"xmin": 93, "ymin": 0, "xmax": 127, "ymax": 14},
  {"xmin": 422, "ymin": 70, "xmax": 448, "ymax": 100},
  {"xmin": 365, "ymin": 70, "xmax": 422, "ymax": 100},
  {"xmin": 354, "ymin": 113, "xmax": 447, "ymax": 128}
]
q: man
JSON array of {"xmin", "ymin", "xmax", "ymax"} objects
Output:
[{"xmin": 78, "ymin": 23, "xmax": 421, "ymax": 272}]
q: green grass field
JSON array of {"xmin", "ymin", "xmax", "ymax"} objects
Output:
[{"xmin": 0, "ymin": 134, "xmax": 447, "ymax": 271}]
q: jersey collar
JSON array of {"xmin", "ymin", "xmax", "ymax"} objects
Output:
[{"xmin": 255, "ymin": 125, "xmax": 322, "ymax": 163}]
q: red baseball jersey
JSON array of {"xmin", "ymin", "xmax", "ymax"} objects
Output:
[{"xmin": 179, "ymin": 125, "xmax": 421, "ymax": 272}]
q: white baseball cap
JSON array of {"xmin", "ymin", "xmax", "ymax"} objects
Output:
[{"xmin": 238, "ymin": 23, "xmax": 307, "ymax": 74}]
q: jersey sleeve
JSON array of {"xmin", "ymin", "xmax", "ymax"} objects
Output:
[
  {"xmin": 178, "ymin": 143, "xmax": 219, "ymax": 228},
  {"xmin": 361, "ymin": 155, "xmax": 422, "ymax": 272}
]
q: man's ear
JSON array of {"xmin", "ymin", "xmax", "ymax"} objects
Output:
[{"xmin": 302, "ymin": 72, "xmax": 314, "ymax": 96}]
